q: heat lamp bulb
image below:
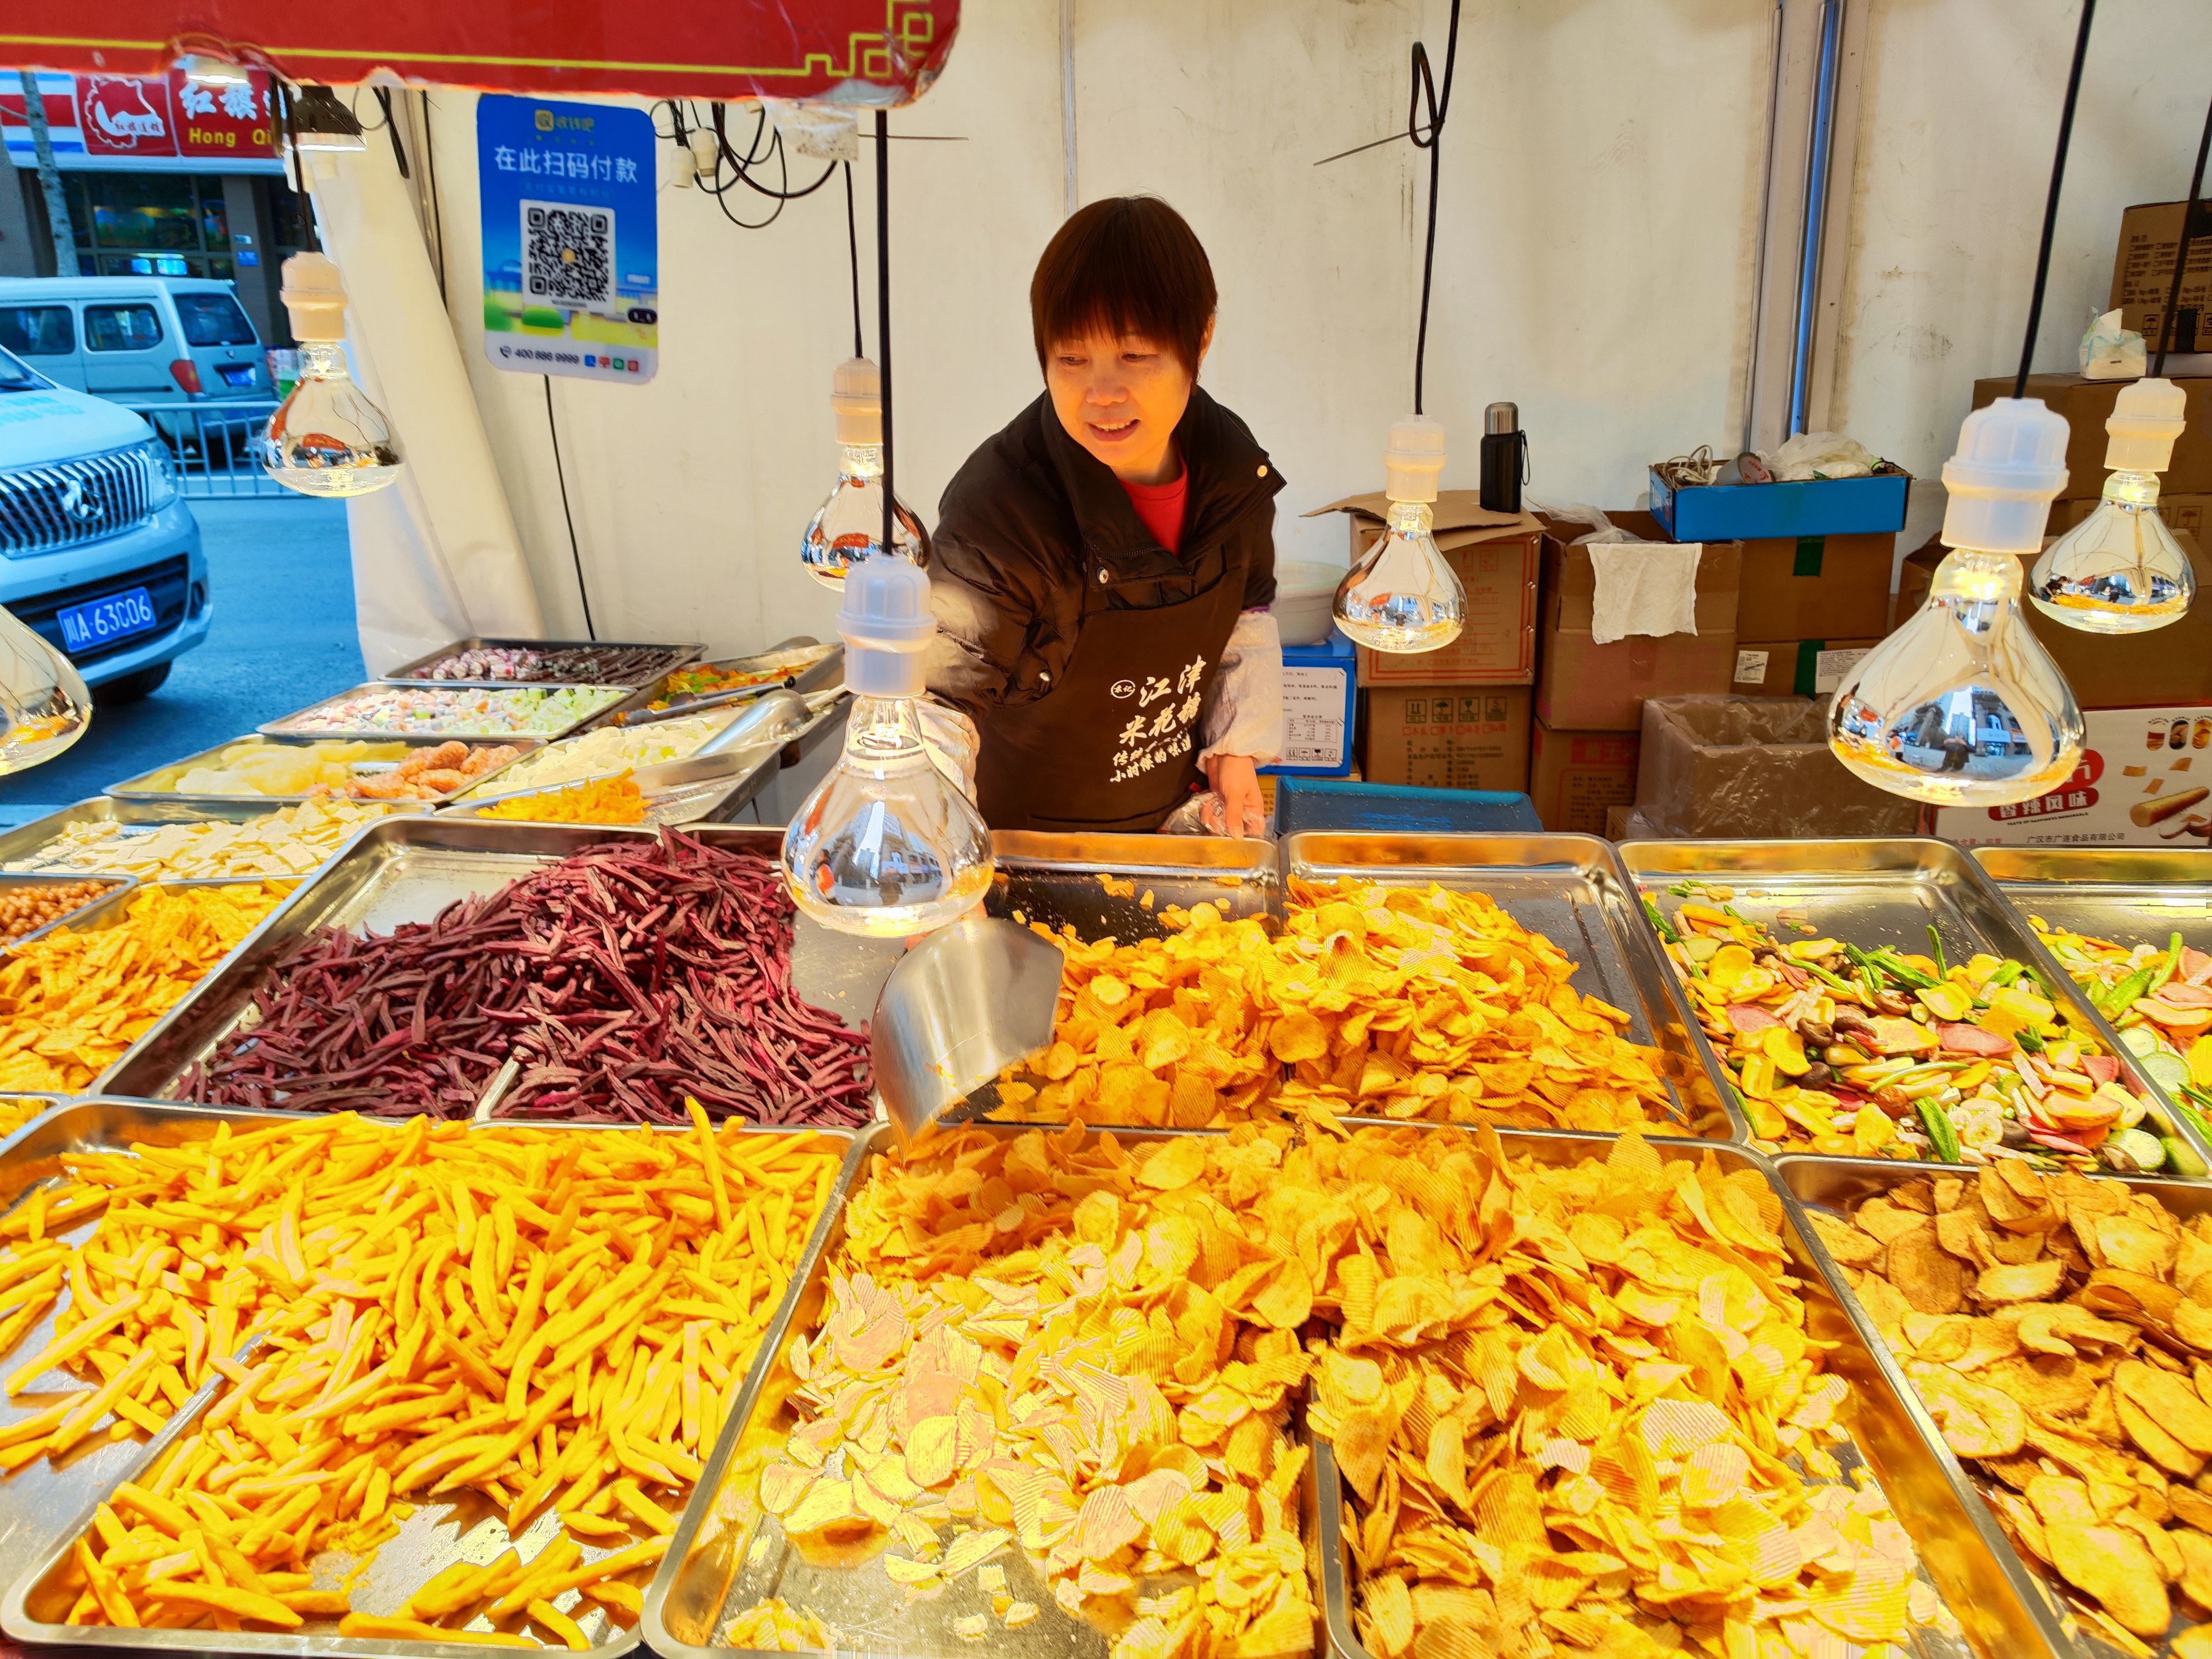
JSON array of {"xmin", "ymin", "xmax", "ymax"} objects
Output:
[
  {"xmin": 260, "ymin": 253, "xmax": 402, "ymax": 499},
  {"xmin": 2028, "ymin": 377, "xmax": 2194, "ymax": 633},
  {"xmin": 1828, "ymin": 399, "xmax": 2083, "ymax": 807},
  {"xmin": 802, "ymin": 358, "xmax": 928, "ymax": 589},
  {"xmin": 1332, "ymin": 415, "xmax": 1465, "ymax": 653},
  {"xmin": 782, "ymin": 555, "xmax": 992, "ymax": 938},
  {"xmin": 0, "ymin": 604, "xmax": 89, "ymax": 773}
]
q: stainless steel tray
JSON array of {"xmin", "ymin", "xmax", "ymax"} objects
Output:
[
  {"xmin": 380, "ymin": 637, "xmax": 703, "ymax": 689},
  {"xmin": 0, "ymin": 873, "xmax": 135, "ymax": 953},
  {"xmin": 592, "ymin": 644, "xmax": 841, "ymax": 732},
  {"xmin": 455, "ymin": 690, "xmax": 830, "ymax": 808},
  {"xmin": 1778, "ymin": 1151, "xmax": 2212, "ymax": 1659},
  {"xmin": 0, "ymin": 795, "xmax": 430, "ymax": 881},
  {"xmin": 259, "ymin": 683, "xmax": 633, "ymax": 744},
  {"xmin": 0, "ymin": 1097, "xmax": 857, "ymax": 1658},
  {"xmin": 644, "ymin": 1120, "xmax": 1277, "ymax": 1659},
  {"xmin": 1284, "ymin": 831, "xmax": 1737, "ymax": 1137},
  {"xmin": 96, "ymin": 820, "xmax": 888, "ymax": 1105},
  {"xmin": 106, "ymin": 734, "xmax": 544, "ymax": 807},
  {"xmin": 1314, "ymin": 1128, "xmax": 2042, "ymax": 1659},
  {"xmin": 442, "ymin": 747, "xmax": 785, "ymax": 830},
  {"xmin": 1618, "ymin": 837, "xmax": 2212, "ymax": 1174}
]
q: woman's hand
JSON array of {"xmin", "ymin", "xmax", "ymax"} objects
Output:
[{"xmin": 1202, "ymin": 754, "xmax": 1268, "ymax": 838}]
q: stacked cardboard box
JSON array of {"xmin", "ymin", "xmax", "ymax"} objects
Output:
[{"xmin": 1318, "ymin": 493, "xmax": 1542, "ymax": 792}]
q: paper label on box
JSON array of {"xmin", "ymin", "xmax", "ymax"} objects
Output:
[
  {"xmin": 1734, "ymin": 650, "xmax": 1770, "ymax": 685},
  {"xmin": 1812, "ymin": 646, "xmax": 1868, "ymax": 696},
  {"xmin": 1279, "ymin": 665, "xmax": 1348, "ymax": 769},
  {"xmin": 1933, "ymin": 705, "xmax": 2212, "ymax": 847}
]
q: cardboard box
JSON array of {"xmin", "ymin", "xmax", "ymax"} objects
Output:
[
  {"xmin": 1361, "ymin": 685, "xmax": 1533, "ymax": 792},
  {"xmin": 1972, "ymin": 374, "xmax": 2212, "ymax": 498},
  {"xmin": 2109, "ymin": 199, "xmax": 2212, "ymax": 353},
  {"xmin": 1536, "ymin": 511, "xmax": 1742, "ymax": 731},
  {"xmin": 1529, "ymin": 720, "xmax": 1640, "ymax": 834},
  {"xmin": 1260, "ymin": 630, "xmax": 1355, "ymax": 778},
  {"xmin": 1731, "ymin": 638, "xmax": 1878, "ymax": 699},
  {"xmin": 1894, "ymin": 528, "xmax": 2212, "ymax": 707},
  {"xmin": 1932, "ymin": 704, "xmax": 2212, "ymax": 847},
  {"xmin": 1650, "ymin": 466, "xmax": 1910, "ymax": 542},
  {"xmin": 2049, "ymin": 493, "xmax": 2210, "ymax": 538},
  {"xmin": 1636, "ymin": 696, "xmax": 1920, "ymax": 838},
  {"xmin": 1735, "ymin": 531, "xmax": 1896, "ymax": 639},
  {"xmin": 1309, "ymin": 493, "xmax": 1541, "ymax": 686},
  {"xmin": 1604, "ymin": 804, "xmax": 1633, "ymax": 840}
]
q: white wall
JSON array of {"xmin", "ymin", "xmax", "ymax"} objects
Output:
[
  {"xmin": 1832, "ymin": 0, "xmax": 2212, "ymax": 492},
  {"xmin": 408, "ymin": 0, "xmax": 2208, "ymax": 656}
]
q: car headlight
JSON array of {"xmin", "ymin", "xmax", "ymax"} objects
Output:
[{"xmin": 136, "ymin": 440, "xmax": 178, "ymax": 511}]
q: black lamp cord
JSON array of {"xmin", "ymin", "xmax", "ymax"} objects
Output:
[
  {"xmin": 544, "ymin": 377, "xmax": 595, "ymax": 639},
  {"xmin": 876, "ymin": 110, "xmax": 895, "ymax": 557},
  {"xmin": 2153, "ymin": 95, "xmax": 2212, "ymax": 377},
  {"xmin": 2014, "ymin": 0, "xmax": 2097, "ymax": 399},
  {"xmin": 1409, "ymin": 0, "xmax": 1461, "ymax": 416},
  {"xmin": 844, "ymin": 162, "xmax": 865, "ymax": 360}
]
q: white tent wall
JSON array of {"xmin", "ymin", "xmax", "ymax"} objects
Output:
[
  {"xmin": 386, "ymin": 0, "xmax": 2207, "ymax": 659},
  {"xmin": 1830, "ymin": 0, "xmax": 2212, "ymax": 518}
]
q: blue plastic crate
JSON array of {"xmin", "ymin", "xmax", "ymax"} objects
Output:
[
  {"xmin": 1274, "ymin": 777, "xmax": 1543, "ymax": 837},
  {"xmin": 1649, "ymin": 467, "xmax": 1911, "ymax": 541}
]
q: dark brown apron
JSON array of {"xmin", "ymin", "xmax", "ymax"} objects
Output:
[{"xmin": 974, "ymin": 554, "xmax": 1247, "ymax": 833}]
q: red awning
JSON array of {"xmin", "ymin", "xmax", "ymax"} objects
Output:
[{"xmin": 0, "ymin": 0, "xmax": 959, "ymax": 104}]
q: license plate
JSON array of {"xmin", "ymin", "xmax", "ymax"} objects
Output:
[
  {"xmin": 219, "ymin": 365, "xmax": 255, "ymax": 387},
  {"xmin": 57, "ymin": 586, "xmax": 157, "ymax": 652}
]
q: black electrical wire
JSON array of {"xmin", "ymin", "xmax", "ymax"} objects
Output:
[
  {"xmin": 2015, "ymin": 0, "xmax": 2097, "ymax": 399},
  {"xmin": 844, "ymin": 162, "xmax": 865, "ymax": 359},
  {"xmin": 876, "ymin": 110, "xmax": 894, "ymax": 557},
  {"xmin": 1408, "ymin": 0, "xmax": 1461, "ymax": 416},
  {"xmin": 368, "ymin": 87, "xmax": 409, "ymax": 179},
  {"xmin": 710, "ymin": 102, "xmax": 839, "ymax": 205},
  {"xmin": 2153, "ymin": 94, "xmax": 2212, "ymax": 377},
  {"xmin": 543, "ymin": 377, "xmax": 595, "ymax": 640},
  {"xmin": 420, "ymin": 91, "xmax": 446, "ymax": 300}
]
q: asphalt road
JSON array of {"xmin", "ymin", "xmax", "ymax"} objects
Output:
[{"xmin": 0, "ymin": 495, "xmax": 363, "ymax": 826}]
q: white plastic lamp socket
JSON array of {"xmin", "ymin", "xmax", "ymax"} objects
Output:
[
  {"xmin": 801, "ymin": 356, "xmax": 928, "ymax": 589},
  {"xmin": 1332, "ymin": 415, "xmax": 1467, "ymax": 653},
  {"xmin": 1828, "ymin": 398, "xmax": 2085, "ymax": 808},
  {"xmin": 782, "ymin": 554, "xmax": 993, "ymax": 937},
  {"xmin": 2029, "ymin": 376, "xmax": 2195, "ymax": 633},
  {"xmin": 259, "ymin": 253, "xmax": 403, "ymax": 498}
]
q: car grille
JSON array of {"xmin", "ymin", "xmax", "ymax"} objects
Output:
[
  {"xmin": 0, "ymin": 446, "xmax": 160, "ymax": 554},
  {"xmin": 12, "ymin": 555, "xmax": 192, "ymax": 666}
]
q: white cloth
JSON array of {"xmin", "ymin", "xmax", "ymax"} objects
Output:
[
  {"xmin": 1588, "ymin": 543, "xmax": 1702, "ymax": 645},
  {"xmin": 300, "ymin": 140, "xmax": 543, "ymax": 673},
  {"xmin": 1197, "ymin": 609, "xmax": 1283, "ymax": 767}
]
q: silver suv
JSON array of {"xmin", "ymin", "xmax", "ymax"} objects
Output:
[{"xmin": 0, "ymin": 345, "xmax": 209, "ymax": 702}]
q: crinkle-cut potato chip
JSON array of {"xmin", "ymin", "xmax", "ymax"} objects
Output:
[
  {"xmin": 756, "ymin": 1124, "xmax": 1318, "ymax": 1659},
  {"xmin": 1839, "ymin": 1161, "xmax": 2212, "ymax": 1642},
  {"xmin": 721, "ymin": 1598, "xmax": 831, "ymax": 1651},
  {"xmin": 996, "ymin": 879, "xmax": 1688, "ymax": 1136},
  {"xmin": 1282, "ymin": 1125, "xmax": 1936, "ymax": 1659},
  {"xmin": 0, "ymin": 884, "xmax": 288, "ymax": 1092}
]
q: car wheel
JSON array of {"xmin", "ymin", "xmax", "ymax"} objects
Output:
[{"xmin": 94, "ymin": 662, "xmax": 171, "ymax": 706}]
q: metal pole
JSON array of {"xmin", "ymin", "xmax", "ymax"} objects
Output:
[
  {"xmin": 1786, "ymin": 0, "xmax": 1843, "ymax": 437},
  {"xmin": 17, "ymin": 73, "xmax": 77, "ymax": 277},
  {"xmin": 1060, "ymin": 0, "xmax": 1078, "ymax": 216}
]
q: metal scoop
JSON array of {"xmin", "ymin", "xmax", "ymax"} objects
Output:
[{"xmin": 869, "ymin": 916, "xmax": 1065, "ymax": 1141}]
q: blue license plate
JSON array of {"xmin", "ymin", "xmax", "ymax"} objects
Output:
[
  {"xmin": 220, "ymin": 365, "xmax": 255, "ymax": 387},
  {"xmin": 58, "ymin": 586, "xmax": 157, "ymax": 652}
]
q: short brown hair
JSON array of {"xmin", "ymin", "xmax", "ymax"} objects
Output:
[{"xmin": 1030, "ymin": 196, "xmax": 1217, "ymax": 376}]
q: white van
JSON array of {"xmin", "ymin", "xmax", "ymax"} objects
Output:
[{"xmin": 0, "ymin": 276, "xmax": 270, "ymax": 407}]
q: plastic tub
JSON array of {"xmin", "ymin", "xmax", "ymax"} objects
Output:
[{"xmin": 1273, "ymin": 560, "xmax": 1345, "ymax": 645}]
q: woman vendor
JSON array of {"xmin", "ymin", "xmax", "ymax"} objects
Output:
[{"xmin": 926, "ymin": 195, "xmax": 1284, "ymax": 835}]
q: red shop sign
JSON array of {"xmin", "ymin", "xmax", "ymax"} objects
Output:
[
  {"xmin": 0, "ymin": 68, "xmax": 277, "ymax": 161},
  {"xmin": 0, "ymin": 1, "xmax": 957, "ymax": 104}
]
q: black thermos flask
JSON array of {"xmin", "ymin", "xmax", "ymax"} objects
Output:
[{"xmin": 1480, "ymin": 401, "xmax": 1523, "ymax": 512}]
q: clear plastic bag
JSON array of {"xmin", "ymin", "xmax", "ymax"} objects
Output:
[
  {"xmin": 2081, "ymin": 306, "xmax": 2147, "ymax": 381},
  {"xmin": 1158, "ymin": 791, "xmax": 1274, "ymax": 840}
]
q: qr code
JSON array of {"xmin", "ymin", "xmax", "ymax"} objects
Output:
[{"xmin": 521, "ymin": 199, "xmax": 615, "ymax": 311}]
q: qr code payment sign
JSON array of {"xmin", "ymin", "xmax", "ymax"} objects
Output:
[{"xmin": 521, "ymin": 200, "xmax": 615, "ymax": 311}]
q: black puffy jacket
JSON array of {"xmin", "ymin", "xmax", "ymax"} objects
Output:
[{"xmin": 923, "ymin": 387, "xmax": 1283, "ymax": 718}]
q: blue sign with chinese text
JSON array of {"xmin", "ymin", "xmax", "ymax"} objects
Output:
[{"xmin": 477, "ymin": 93, "xmax": 658, "ymax": 385}]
